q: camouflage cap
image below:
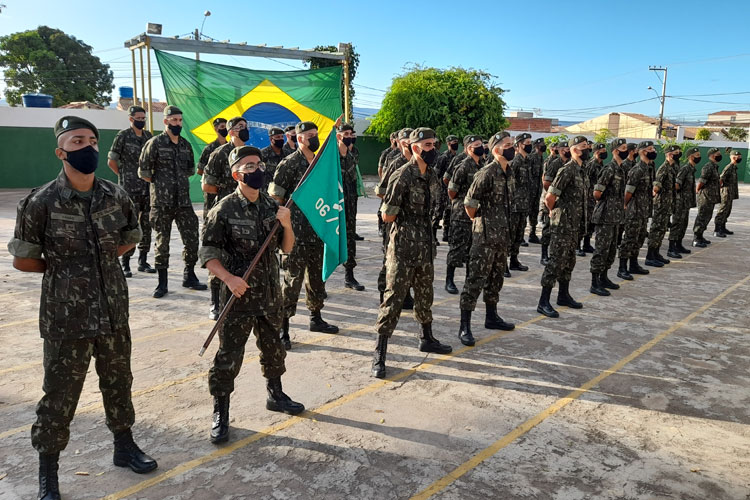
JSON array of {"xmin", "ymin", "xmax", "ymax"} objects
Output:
[
  {"xmin": 337, "ymin": 122, "xmax": 354, "ymax": 133},
  {"xmin": 686, "ymin": 147, "xmax": 700, "ymax": 156},
  {"xmin": 593, "ymin": 142, "xmax": 606, "ymax": 150},
  {"xmin": 212, "ymin": 117, "xmax": 227, "ymax": 127},
  {"xmin": 410, "ymin": 127, "xmax": 436, "ymax": 143},
  {"xmin": 128, "ymin": 105, "xmax": 146, "ymax": 116},
  {"xmin": 296, "ymin": 121, "xmax": 318, "ymax": 134},
  {"xmin": 398, "ymin": 128, "xmax": 414, "ymax": 140},
  {"xmin": 54, "ymin": 115, "xmax": 99, "ymax": 140},
  {"xmin": 637, "ymin": 140, "xmax": 655, "ymax": 150},
  {"xmin": 269, "ymin": 127, "xmax": 284, "ymax": 136},
  {"xmin": 284, "ymin": 125, "xmax": 296, "ymax": 133},
  {"xmin": 731, "ymin": 150, "xmax": 742, "ymax": 156},
  {"xmin": 610, "ymin": 138, "xmax": 627, "ymax": 150},
  {"xmin": 488, "ymin": 131, "xmax": 511, "ymax": 151},
  {"xmin": 665, "ymin": 144, "xmax": 681, "ymax": 153},
  {"xmin": 463, "ymin": 134, "xmax": 483, "ymax": 146},
  {"xmin": 707, "ymin": 147, "xmax": 720, "ymax": 156},
  {"xmin": 164, "ymin": 105, "xmax": 182, "ymax": 117},
  {"xmin": 445, "ymin": 135, "xmax": 459, "ymax": 143},
  {"xmin": 229, "ymin": 145, "xmax": 263, "ymax": 168},
  {"xmin": 514, "ymin": 132, "xmax": 532, "ymax": 145},
  {"xmin": 227, "ymin": 116, "xmax": 247, "ymax": 129},
  {"xmin": 570, "ymin": 135, "xmax": 588, "ymax": 146}
]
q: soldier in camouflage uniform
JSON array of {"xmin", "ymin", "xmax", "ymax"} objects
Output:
[
  {"xmin": 645, "ymin": 145, "xmax": 681, "ymax": 266},
  {"xmin": 337, "ymin": 123, "xmax": 365, "ymax": 291},
  {"xmin": 202, "ymin": 146, "xmax": 303, "ymax": 445},
  {"xmin": 537, "ymin": 136, "xmax": 587, "ymax": 318},
  {"xmin": 282, "ymin": 125, "xmax": 298, "ymax": 157},
  {"xmin": 692, "ymin": 147, "xmax": 723, "ymax": 247},
  {"xmin": 8, "ymin": 116, "xmax": 157, "ymax": 500},
  {"xmin": 349, "ymin": 132, "xmax": 365, "ymax": 241},
  {"xmin": 509, "ymin": 133, "xmax": 532, "ymax": 270},
  {"xmin": 202, "ymin": 116, "xmax": 247, "ymax": 319},
  {"xmin": 527, "ymin": 137, "xmax": 546, "ymax": 244},
  {"xmin": 668, "ymin": 147, "xmax": 699, "ymax": 255},
  {"xmin": 540, "ymin": 141, "xmax": 569, "ymax": 265},
  {"xmin": 139, "ymin": 105, "xmax": 207, "ymax": 298},
  {"xmin": 372, "ymin": 127, "xmax": 452, "ymax": 379},
  {"xmin": 107, "ymin": 105, "xmax": 155, "ymax": 278},
  {"xmin": 260, "ymin": 127, "xmax": 287, "ymax": 191},
  {"xmin": 377, "ymin": 132, "xmax": 399, "ymax": 236},
  {"xmin": 714, "ymin": 150, "xmax": 741, "ymax": 236},
  {"xmin": 442, "ymin": 145, "xmax": 469, "ymax": 242},
  {"xmin": 456, "ymin": 132, "xmax": 516, "ymax": 346},
  {"xmin": 590, "ymin": 138, "xmax": 628, "ymax": 293},
  {"xmin": 445, "ymin": 135, "xmax": 484, "ymax": 294},
  {"xmin": 580, "ymin": 142, "xmax": 606, "ymax": 255},
  {"xmin": 432, "ymin": 134, "xmax": 459, "ymax": 243},
  {"xmin": 196, "ymin": 117, "xmax": 228, "ymax": 219},
  {"xmin": 270, "ymin": 121, "xmax": 339, "ymax": 350},
  {"xmin": 619, "ymin": 141, "xmax": 657, "ymax": 275}
]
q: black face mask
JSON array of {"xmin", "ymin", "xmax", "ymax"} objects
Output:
[
  {"xmin": 217, "ymin": 128, "xmax": 228, "ymax": 137},
  {"xmin": 672, "ymin": 153, "xmax": 682, "ymax": 161},
  {"xmin": 449, "ymin": 143, "xmax": 458, "ymax": 151},
  {"xmin": 63, "ymin": 145, "xmax": 99, "ymax": 175},
  {"xmin": 290, "ymin": 135, "xmax": 298, "ymax": 144},
  {"xmin": 735, "ymin": 157, "xmax": 742, "ymax": 163},
  {"xmin": 539, "ymin": 145, "xmax": 547, "ymax": 153},
  {"xmin": 502, "ymin": 147, "xmax": 516, "ymax": 161},
  {"xmin": 351, "ymin": 137, "xmax": 357, "ymax": 144},
  {"xmin": 693, "ymin": 156, "xmax": 701, "ymax": 164},
  {"xmin": 273, "ymin": 139, "xmax": 284, "ymax": 149},
  {"xmin": 646, "ymin": 151, "xmax": 657, "ymax": 160},
  {"xmin": 241, "ymin": 169, "xmax": 265, "ymax": 190},
  {"xmin": 168, "ymin": 124, "xmax": 182, "ymax": 136},
  {"xmin": 472, "ymin": 146, "xmax": 484, "ymax": 157},
  {"xmin": 133, "ymin": 120, "xmax": 146, "ymax": 130},
  {"xmin": 714, "ymin": 154, "xmax": 722, "ymax": 162},
  {"xmin": 597, "ymin": 152, "xmax": 607, "ymax": 160},
  {"xmin": 238, "ymin": 129, "xmax": 250, "ymax": 142},
  {"xmin": 420, "ymin": 148, "xmax": 438, "ymax": 165},
  {"xmin": 617, "ymin": 150, "xmax": 629, "ymax": 160},
  {"xmin": 342, "ymin": 137, "xmax": 354, "ymax": 147},
  {"xmin": 579, "ymin": 150, "xmax": 591, "ymax": 162},
  {"xmin": 307, "ymin": 136, "xmax": 320, "ymax": 152},
  {"xmin": 563, "ymin": 151, "xmax": 571, "ymax": 159},
  {"xmin": 523, "ymin": 144, "xmax": 533, "ymax": 154}
]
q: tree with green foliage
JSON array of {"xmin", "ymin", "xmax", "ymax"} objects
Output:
[
  {"xmin": 695, "ymin": 128, "xmax": 712, "ymax": 140},
  {"xmin": 594, "ymin": 128, "xmax": 614, "ymax": 143},
  {"xmin": 544, "ymin": 133, "xmax": 568, "ymax": 146},
  {"xmin": 366, "ymin": 65, "xmax": 508, "ymax": 141},
  {"xmin": 721, "ymin": 127, "xmax": 748, "ymax": 142},
  {"xmin": 0, "ymin": 26, "xmax": 114, "ymax": 107},
  {"xmin": 658, "ymin": 137, "xmax": 698, "ymax": 154},
  {"xmin": 306, "ymin": 44, "xmax": 359, "ymax": 123}
]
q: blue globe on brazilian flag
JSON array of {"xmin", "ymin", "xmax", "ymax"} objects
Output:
[{"xmin": 154, "ymin": 50, "xmax": 342, "ymax": 201}]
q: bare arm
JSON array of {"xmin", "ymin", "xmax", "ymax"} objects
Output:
[
  {"xmin": 12, "ymin": 257, "xmax": 46, "ymax": 273},
  {"xmin": 117, "ymin": 243, "xmax": 136, "ymax": 257},
  {"xmin": 545, "ymin": 192, "xmax": 557, "ymax": 211},
  {"xmin": 202, "ymin": 184, "xmax": 218, "ymax": 194},
  {"xmin": 108, "ymin": 159, "xmax": 119, "ymax": 175},
  {"xmin": 465, "ymin": 206, "xmax": 477, "ymax": 219},
  {"xmin": 383, "ymin": 213, "xmax": 396, "ymax": 223}
]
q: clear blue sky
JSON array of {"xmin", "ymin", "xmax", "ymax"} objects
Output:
[{"xmin": 2, "ymin": 0, "xmax": 749, "ymax": 124}]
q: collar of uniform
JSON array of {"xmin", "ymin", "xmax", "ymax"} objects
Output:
[
  {"xmin": 235, "ymin": 187, "xmax": 260, "ymax": 208},
  {"xmin": 55, "ymin": 169, "xmax": 113, "ymax": 201}
]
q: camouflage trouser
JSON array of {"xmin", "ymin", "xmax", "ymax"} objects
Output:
[
  {"xmin": 123, "ymin": 191, "xmax": 152, "ymax": 258},
  {"xmin": 442, "ymin": 203, "xmax": 452, "ymax": 239},
  {"xmin": 447, "ymin": 220, "xmax": 472, "ymax": 268},
  {"xmin": 344, "ymin": 191, "xmax": 357, "ymax": 270},
  {"xmin": 715, "ymin": 190, "xmax": 733, "ymax": 227},
  {"xmin": 527, "ymin": 191, "xmax": 541, "ymax": 230},
  {"xmin": 541, "ymin": 223, "xmax": 578, "ymax": 288},
  {"xmin": 637, "ymin": 217, "xmax": 649, "ymax": 249},
  {"xmin": 540, "ymin": 206, "xmax": 551, "ymax": 246},
  {"xmin": 151, "ymin": 205, "xmax": 200, "ymax": 269},
  {"xmin": 208, "ymin": 311, "xmax": 286, "ymax": 395},
  {"xmin": 203, "ymin": 192, "xmax": 217, "ymax": 222},
  {"xmin": 509, "ymin": 211, "xmax": 526, "ymax": 257},
  {"xmin": 459, "ymin": 243, "xmax": 506, "ymax": 311},
  {"xmin": 432, "ymin": 187, "xmax": 448, "ymax": 232},
  {"xmin": 281, "ymin": 240, "xmax": 325, "ymax": 318},
  {"xmin": 375, "ymin": 255, "xmax": 434, "ymax": 337},
  {"xmin": 648, "ymin": 207, "xmax": 671, "ymax": 250},
  {"xmin": 692, "ymin": 202, "xmax": 715, "ymax": 236},
  {"xmin": 668, "ymin": 207, "xmax": 690, "ymax": 242},
  {"xmin": 619, "ymin": 217, "xmax": 648, "ymax": 259},
  {"xmin": 377, "ymin": 223, "xmax": 392, "ymax": 293},
  {"xmin": 585, "ymin": 202, "xmax": 595, "ymax": 238},
  {"xmin": 590, "ymin": 224, "xmax": 619, "ymax": 274},
  {"xmin": 31, "ymin": 328, "xmax": 135, "ymax": 454}
]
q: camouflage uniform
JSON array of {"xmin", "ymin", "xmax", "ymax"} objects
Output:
[
  {"xmin": 460, "ymin": 160, "xmax": 512, "ymax": 311},
  {"xmin": 108, "ymin": 127, "xmax": 153, "ymax": 257},
  {"xmin": 540, "ymin": 155, "xmax": 565, "ymax": 246},
  {"xmin": 448, "ymin": 156, "xmax": 481, "ymax": 268},
  {"xmin": 432, "ymin": 149, "xmax": 456, "ymax": 233},
  {"xmin": 527, "ymin": 149, "xmax": 544, "ymax": 232},
  {"xmin": 715, "ymin": 161, "xmax": 740, "ymax": 228},
  {"xmin": 260, "ymin": 145, "xmax": 285, "ymax": 192},
  {"xmin": 583, "ymin": 157, "xmax": 604, "ymax": 241},
  {"xmin": 619, "ymin": 160, "xmax": 652, "ymax": 259},
  {"xmin": 590, "ymin": 160, "xmax": 625, "ymax": 274},
  {"xmin": 442, "ymin": 151, "xmax": 468, "ymax": 237},
  {"xmin": 669, "ymin": 161, "xmax": 697, "ymax": 243},
  {"xmin": 200, "ymin": 189, "xmax": 286, "ymax": 394},
  {"xmin": 269, "ymin": 149, "xmax": 326, "ymax": 318},
  {"xmin": 281, "ymin": 141, "xmax": 297, "ymax": 158},
  {"xmin": 138, "ymin": 133, "xmax": 200, "ymax": 270},
  {"xmin": 197, "ymin": 138, "xmax": 225, "ymax": 219},
  {"xmin": 541, "ymin": 160, "xmax": 584, "ymax": 288},
  {"xmin": 509, "ymin": 152, "xmax": 530, "ymax": 258},
  {"xmin": 693, "ymin": 159, "xmax": 721, "ymax": 236},
  {"xmin": 376, "ymin": 153, "xmax": 409, "ymax": 293},
  {"xmin": 375, "ymin": 160, "xmax": 437, "ymax": 336},
  {"xmin": 341, "ymin": 149, "xmax": 358, "ymax": 270},
  {"xmin": 7, "ymin": 170, "xmax": 142, "ymax": 454},
  {"xmin": 647, "ymin": 159, "xmax": 677, "ymax": 251}
]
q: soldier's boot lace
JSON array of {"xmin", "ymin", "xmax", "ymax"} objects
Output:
[
  {"xmin": 458, "ymin": 309, "xmax": 475, "ymax": 346},
  {"xmin": 419, "ymin": 323, "xmax": 453, "ymax": 354},
  {"xmin": 344, "ymin": 268, "xmax": 365, "ymax": 291},
  {"xmin": 265, "ymin": 377, "xmax": 305, "ymax": 415},
  {"xmin": 372, "ymin": 334, "xmax": 388, "ymax": 379},
  {"xmin": 210, "ymin": 395, "xmax": 230, "ymax": 444},
  {"xmin": 617, "ymin": 258, "xmax": 634, "ymax": 281},
  {"xmin": 121, "ymin": 255, "xmax": 132, "ymax": 278},
  {"xmin": 444, "ymin": 266, "xmax": 459, "ymax": 295},
  {"xmin": 113, "ymin": 429, "xmax": 158, "ymax": 474},
  {"xmin": 309, "ymin": 310, "xmax": 339, "ymax": 334},
  {"xmin": 590, "ymin": 273, "xmax": 610, "ymax": 296},
  {"xmin": 182, "ymin": 266, "xmax": 208, "ymax": 290},
  {"xmin": 208, "ymin": 283, "xmax": 220, "ymax": 320},
  {"xmin": 280, "ymin": 317, "xmax": 292, "ymax": 350},
  {"xmin": 38, "ymin": 452, "xmax": 61, "ymax": 500},
  {"xmin": 153, "ymin": 268, "xmax": 168, "ymax": 298},
  {"xmin": 600, "ymin": 271, "xmax": 620, "ymax": 289},
  {"xmin": 628, "ymin": 256, "xmax": 650, "ymax": 274},
  {"xmin": 537, "ymin": 286, "xmax": 559, "ymax": 318},
  {"xmin": 137, "ymin": 250, "xmax": 156, "ymax": 273},
  {"xmin": 484, "ymin": 303, "xmax": 515, "ymax": 331},
  {"xmin": 556, "ymin": 280, "xmax": 583, "ymax": 309}
]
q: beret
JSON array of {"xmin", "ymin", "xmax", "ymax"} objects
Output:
[
  {"xmin": 269, "ymin": 127, "xmax": 284, "ymax": 136},
  {"xmin": 227, "ymin": 116, "xmax": 247, "ymax": 129},
  {"xmin": 570, "ymin": 135, "xmax": 588, "ymax": 146},
  {"xmin": 514, "ymin": 133, "xmax": 531, "ymax": 145},
  {"xmin": 212, "ymin": 117, "xmax": 227, "ymax": 127},
  {"xmin": 398, "ymin": 128, "xmax": 414, "ymax": 140},
  {"xmin": 686, "ymin": 147, "xmax": 700, "ymax": 156},
  {"xmin": 128, "ymin": 105, "xmax": 146, "ymax": 116},
  {"xmin": 229, "ymin": 146, "xmax": 263, "ymax": 168},
  {"xmin": 731, "ymin": 150, "xmax": 741, "ymax": 156},
  {"xmin": 164, "ymin": 105, "xmax": 182, "ymax": 116},
  {"xmin": 488, "ymin": 131, "xmax": 511, "ymax": 151},
  {"xmin": 410, "ymin": 127, "xmax": 436, "ymax": 143},
  {"xmin": 534, "ymin": 137, "xmax": 545, "ymax": 146},
  {"xmin": 638, "ymin": 140, "xmax": 655, "ymax": 150},
  {"xmin": 707, "ymin": 147, "xmax": 720, "ymax": 155},
  {"xmin": 610, "ymin": 138, "xmax": 627, "ymax": 150},
  {"xmin": 445, "ymin": 135, "xmax": 459, "ymax": 143},
  {"xmin": 463, "ymin": 134, "xmax": 482, "ymax": 146},
  {"xmin": 665, "ymin": 144, "xmax": 681, "ymax": 153},
  {"xmin": 593, "ymin": 142, "xmax": 606, "ymax": 150},
  {"xmin": 337, "ymin": 123, "xmax": 354, "ymax": 133},
  {"xmin": 296, "ymin": 121, "xmax": 318, "ymax": 134},
  {"xmin": 557, "ymin": 141, "xmax": 569, "ymax": 148},
  {"xmin": 627, "ymin": 143, "xmax": 638, "ymax": 151},
  {"xmin": 54, "ymin": 115, "xmax": 99, "ymax": 140},
  {"xmin": 284, "ymin": 125, "xmax": 297, "ymax": 133}
]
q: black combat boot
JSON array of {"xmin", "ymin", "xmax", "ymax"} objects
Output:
[
  {"xmin": 433, "ymin": 227, "xmax": 440, "ymax": 246},
  {"xmin": 403, "ymin": 290, "xmax": 414, "ymax": 310},
  {"xmin": 583, "ymin": 235, "xmax": 595, "ymax": 253},
  {"xmin": 722, "ymin": 224, "xmax": 733, "ymax": 235},
  {"xmin": 210, "ymin": 395, "xmax": 230, "ymax": 444},
  {"xmin": 645, "ymin": 248, "xmax": 663, "ymax": 267},
  {"xmin": 520, "ymin": 236, "xmax": 529, "ymax": 247},
  {"xmin": 309, "ymin": 310, "xmax": 339, "ymax": 334},
  {"xmin": 590, "ymin": 273, "xmax": 610, "ymax": 296},
  {"xmin": 208, "ymin": 282, "xmax": 220, "ymax": 320},
  {"xmin": 537, "ymin": 286, "xmax": 559, "ymax": 318},
  {"xmin": 457, "ymin": 309, "xmax": 475, "ymax": 346},
  {"xmin": 617, "ymin": 258, "xmax": 633, "ymax": 280},
  {"xmin": 629, "ymin": 256, "xmax": 650, "ymax": 275},
  {"xmin": 702, "ymin": 233, "xmax": 712, "ymax": 245},
  {"xmin": 280, "ymin": 317, "xmax": 291, "ymax": 351},
  {"xmin": 153, "ymin": 268, "xmax": 168, "ymax": 298},
  {"xmin": 677, "ymin": 240, "xmax": 691, "ymax": 254},
  {"xmin": 265, "ymin": 377, "xmax": 305, "ymax": 415},
  {"xmin": 540, "ymin": 244, "xmax": 550, "ymax": 265},
  {"xmin": 692, "ymin": 234, "xmax": 707, "ymax": 248},
  {"xmin": 576, "ymin": 240, "xmax": 586, "ymax": 257},
  {"xmin": 113, "ymin": 429, "xmax": 158, "ymax": 474},
  {"xmin": 485, "ymin": 303, "xmax": 515, "ymax": 330},
  {"xmin": 182, "ymin": 266, "xmax": 208, "ymax": 290},
  {"xmin": 600, "ymin": 271, "xmax": 620, "ymax": 289},
  {"xmin": 557, "ymin": 280, "xmax": 583, "ymax": 309},
  {"xmin": 509, "ymin": 255, "xmax": 529, "ymax": 271},
  {"xmin": 713, "ymin": 224, "xmax": 726, "ymax": 238},
  {"xmin": 354, "ymin": 233, "xmax": 365, "ymax": 241},
  {"xmin": 372, "ymin": 334, "xmax": 388, "ymax": 378},
  {"xmin": 504, "ymin": 259, "xmax": 512, "ymax": 278},
  {"xmin": 666, "ymin": 241, "xmax": 682, "ymax": 259},
  {"xmin": 419, "ymin": 323, "xmax": 453, "ymax": 354},
  {"xmin": 444, "ymin": 266, "xmax": 459, "ymax": 294},
  {"xmin": 121, "ymin": 255, "xmax": 132, "ymax": 278},
  {"xmin": 655, "ymin": 247, "xmax": 670, "ymax": 264},
  {"xmin": 38, "ymin": 452, "xmax": 61, "ymax": 500},
  {"xmin": 137, "ymin": 250, "xmax": 156, "ymax": 273},
  {"xmin": 528, "ymin": 227, "xmax": 540, "ymax": 244},
  {"xmin": 344, "ymin": 268, "xmax": 365, "ymax": 291}
]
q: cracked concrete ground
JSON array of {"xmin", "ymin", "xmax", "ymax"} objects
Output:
[{"xmin": 0, "ymin": 183, "xmax": 748, "ymax": 500}]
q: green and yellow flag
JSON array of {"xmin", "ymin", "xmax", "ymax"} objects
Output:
[{"xmin": 154, "ymin": 50, "xmax": 342, "ymax": 201}]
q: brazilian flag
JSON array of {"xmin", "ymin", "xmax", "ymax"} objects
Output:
[{"xmin": 154, "ymin": 50, "xmax": 343, "ymax": 201}]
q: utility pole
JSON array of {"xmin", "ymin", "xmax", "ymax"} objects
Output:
[{"xmin": 649, "ymin": 66, "xmax": 667, "ymax": 139}]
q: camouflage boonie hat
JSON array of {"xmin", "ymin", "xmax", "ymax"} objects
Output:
[
  {"xmin": 296, "ymin": 121, "xmax": 318, "ymax": 134},
  {"xmin": 488, "ymin": 131, "xmax": 511, "ymax": 151},
  {"xmin": 610, "ymin": 138, "xmax": 627, "ymax": 150},
  {"xmin": 128, "ymin": 105, "xmax": 146, "ymax": 116},
  {"xmin": 410, "ymin": 127, "xmax": 436, "ymax": 143},
  {"xmin": 164, "ymin": 105, "xmax": 182, "ymax": 116},
  {"xmin": 229, "ymin": 146, "xmax": 263, "ymax": 168},
  {"xmin": 54, "ymin": 116, "xmax": 99, "ymax": 140},
  {"xmin": 638, "ymin": 140, "xmax": 655, "ymax": 150}
]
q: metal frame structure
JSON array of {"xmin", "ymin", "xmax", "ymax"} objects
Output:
[{"xmin": 124, "ymin": 33, "xmax": 350, "ymax": 133}]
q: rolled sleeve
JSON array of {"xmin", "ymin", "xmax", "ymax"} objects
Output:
[
  {"xmin": 543, "ymin": 174, "xmax": 555, "ymax": 182},
  {"xmin": 548, "ymin": 186, "xmax": 562, "ymax": 197},
  {"xmin": 593, "ymin": 183, "xmax": 606, "ymax": 193},
  {"xmin": 268, "ymin": 182, "xmax": 286, "ymax": 199},
  {"xmin": 108, "ymin": 150, "xmax": 121, "ymax": 161},
  {"xmin": 7, "ymin": 237, "xmax": 43, "ymax": 259},
  {"xmin": 697, "ymin": 177, "xmax": 707, "ymax": 185},
  {"xmin": 448, "ymin": 181, "xmax": 459, "ymax": 192},
  {"xmin": 381, "ymin": 203, "xmax": 400, "ymax": 216},
  {"xmin": 653, "ymin": 181, "xmax": 662, "ymax": 189},
  {"xmin": 119, "ymin": 227, "xmax": 142, "ymax": 246},
  {"xmin": 625, "ymin": 184, "xmax": 636, "ymax": 194},
  {"xmin": 464, "ymin": 197, "xmax": 479, "ymax": 208},
  {"xmin": 203, "ymin": 173, "xmax": 221, "ymax": 187},
  {"xmin": 199, "ymin": 245, "xmax": 224, "ymax": 267}
]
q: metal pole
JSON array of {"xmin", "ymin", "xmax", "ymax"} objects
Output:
[
  {"xmin": 650, "ymin": 66, "xmax": 667, "ymax": 139},
  {"xmin": 195, "ymin": 29, "xmax": 200, "ymax": 61},
  {"xmin": 146, "ymin": 39, "xmax": 154, "ymax": 134},
  {"xmin": 341, "ymin": 43, "xmax": 350, "ymax": 122},
  {"xmin": 130, "ymin": 49, "xmax": 138, "ymax": 106},
  {"xmin": 139, "ymin": 47, "xmax": 145, "ymax": 110}
]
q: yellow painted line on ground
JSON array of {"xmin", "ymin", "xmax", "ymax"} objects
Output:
[
  {"xmin": 0, "ymin": 318, "xmax": 36, "ymax": 329},
  {"xmin": 409, "ymin": 271, "xmax": 750, "ymax": 500}
]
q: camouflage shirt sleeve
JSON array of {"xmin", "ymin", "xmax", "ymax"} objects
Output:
[
  {"xmin": 269, "ymin": 157, "xmax": 293, "ymax": 200},
  {"xmin": 203, "ymin": 147, "xmax": 223, "ymax": 187},
  {"xmin": 199, "ymin": 203, "xmax": 227, "ymax": 267},
  {"xmin": 138, "ymin": 137, "xmax": 157, "ymax": 179},
  {"xmin": 7, "ymin": 190, "xmax": 45, "ymax": 259},
  {"xmin": 594, "ymin": 165, "xmax": 614, "ymax": 193},
  {"xmin": 625, "ymin": 165, "xmax": 643, "ymax": 194},
  {"xmin": 548, "ymin": 165, "xmax": 572, "ymax": 197},
  {"xmin": 448, "ymin": 163, "xmax": 465, "ymax": 193},
  {"xmin": 464, "ymin": 168, "xmax": 488, "ymax": 208},
  {"xmin": 382, "ymin": 167, "xmax": 407, "ymax": 216},
  {"xmin": 117, "ymin": 187, "xmax": 143, "ymax": 245},
  {"xmin": 107, "ymin": 130, "xmax": 125, "ymax": 162},
  {"xmin": 197, "ymin": 142, "xmax": 215, "ymax": 173}
]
